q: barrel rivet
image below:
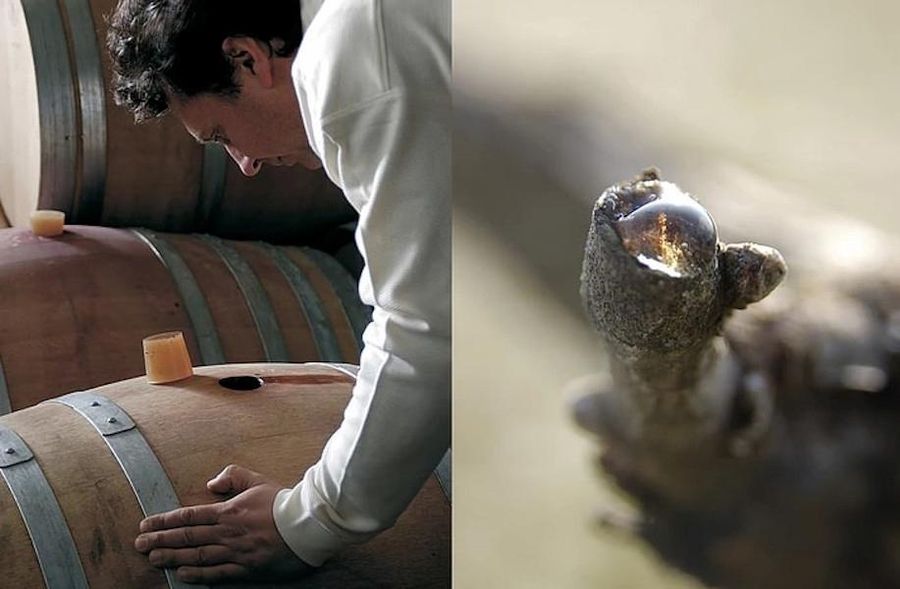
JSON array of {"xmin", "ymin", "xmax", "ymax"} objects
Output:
[
  {"xmin": 107, "ymin": 417, "xmax": 118, "ymax": 424},
  {"xmin": 4, "ymin": 447, "xmax": 15, "ymax": 455},
  {"xmin": 90, "ymin": 401, "xmax": 101, "ymax": 407}
]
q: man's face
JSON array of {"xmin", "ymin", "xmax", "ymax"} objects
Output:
[{"xmin": 171, "ymin": 88, "xmax": 322, "ymax": 177}]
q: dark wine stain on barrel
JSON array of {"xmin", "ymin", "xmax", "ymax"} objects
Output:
[
  {"xmin": 262, "ymin": 374, "xmax": 355, "ymax": 386},
  {"xmin": 90, "ymin": 528, "xmax": 106, "ymax": 564},
  {"xmin": 218, "ymin": 373, "xmax": 355, "ymax": 391}
]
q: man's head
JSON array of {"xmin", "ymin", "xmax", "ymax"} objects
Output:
[{"xmin": 108, "ymin": 0, "xmax": 321, "ymax": 175}]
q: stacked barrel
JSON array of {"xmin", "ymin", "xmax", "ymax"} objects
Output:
[
  {"xmin": 0, "ymin": 226, "xmax": 370, "ymax": 413},
  {"xmin": 0, "ymin": 1, "xmax": 450, "ymax": 587},
  {"xmin": 0, "ymin": 0, "xmax": 356, "ymax": 240},
  {"xmin": 0, "ymin": 0, "xmax": 370, "ymax": 394},
  {"xmin": 0, "ymin": 0, "xmax": 370, "ymax": 402}
]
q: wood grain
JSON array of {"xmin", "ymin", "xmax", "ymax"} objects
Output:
[
  {"xmin": 0, "ymin": 0, "xmax": 356, "ymax": 241},
  {"xmin": 0, "ymin": 363, "xmax": 449, "ymax": 589},
  {"xmin": 0, "ymin": 227, "xmax": 364, "ymax": 411}
]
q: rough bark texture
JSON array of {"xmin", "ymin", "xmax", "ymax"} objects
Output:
[{"xmin": 573, "ymin": 171, "xmax": 900, "ymax": 589}]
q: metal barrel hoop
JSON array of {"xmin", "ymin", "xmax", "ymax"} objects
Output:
[
  {"xmin": 0, "ymin": 357, "xmax": 11, "ymax": 416},
  {"xmin": 259, "ymin": 243, "xmax": 344, "ymax": 362},
  {"xmin": 21, "ymin": 0, "xmax": 78, "ymax": 213},
  {"xmin": 299, "ymin": 247, "xmax": 372, "ymax": 349},
  {"xmin": 132, "ymin": 229, "xmax": 226, "ymax": 365},
  {"xmin": 199, "ymin": 235, "xmax": 290, "ymax": 362},
  {"xmin": 48, "ymin": 392, "xmax": 208, "ymax": 589},
  {"xmin": 59, "ymin": 0, "xmax": 107, "ymax": 222},
  {"xmin": 0, "ymin": 424, "xmax": 89, "ymax": 588}
]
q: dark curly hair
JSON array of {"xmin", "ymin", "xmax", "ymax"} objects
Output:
[{"xmin": 107, "ymin": 0, "xmax": 303, "ymax": 122}]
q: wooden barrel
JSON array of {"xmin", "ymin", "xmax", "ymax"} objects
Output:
[
  {"xmin": 0, "ymin": 363, "xmax": 451, "ymax": 588},
  {"xmin": 0, "ymin": 0, "xmax": 355, "ymax": 242},
  {"xmin": 0, "ymin": 226, "xmax": 370, "ymax": 414}
]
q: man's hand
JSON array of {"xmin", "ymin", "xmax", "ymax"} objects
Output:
[{"xmin": 135, "ymin": 465, "xmax": 314, "ymax": 585}]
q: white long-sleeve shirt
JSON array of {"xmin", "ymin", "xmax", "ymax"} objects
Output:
[{"xmin": 272, "ymin": 0, "xmax": 451, "ymax": 567}]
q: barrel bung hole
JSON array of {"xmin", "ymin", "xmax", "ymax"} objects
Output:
[{"xmin": 218, "ymin": 376, "xmax": 264, "ymax": 391}]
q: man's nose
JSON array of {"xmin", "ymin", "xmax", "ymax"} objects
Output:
[{"xmin": 225, "ymin": 145, "xmax": 261, "ymax": 177}]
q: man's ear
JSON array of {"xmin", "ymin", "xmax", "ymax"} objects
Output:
[{"xmin": 221, "ymin": 37, "xmax": 275, "ymax": 89}]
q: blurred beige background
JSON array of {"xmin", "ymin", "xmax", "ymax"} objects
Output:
[{"xmin": 453, "ymin": 1, "xmax": 900, "ymax": 587}]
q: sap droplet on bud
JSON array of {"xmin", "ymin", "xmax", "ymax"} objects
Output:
[{"xmin": 613, "ymin": 187, "xmax": 717, "ymax": 277}]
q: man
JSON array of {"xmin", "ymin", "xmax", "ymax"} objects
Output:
[{"xmin": 108, "ymin": 0, "xmax": 450, "ymax": 583}]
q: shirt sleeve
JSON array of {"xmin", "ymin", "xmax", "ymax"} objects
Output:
[{"xmin": 271, "ymin": 86, "xmax": 451, "ymax": 566}]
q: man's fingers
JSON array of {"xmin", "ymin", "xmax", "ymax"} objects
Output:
[
  {"xmin": 207, "ymin": 464, "xmax": 265, "ymax": 495},
  {"xmin": 135, "ymin": 524, "xmax": 237, "ymax": 552},
  {"xmin": 140, "ymin": 504, "xmax": 222, "ymax": 533},
  {"xmin": 176, "ymin": 563, "xmax": 251, "ymax": 584},
  {"xmin": 148, "ymin": 545, "xmax": 234, "ymax": 569}
]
